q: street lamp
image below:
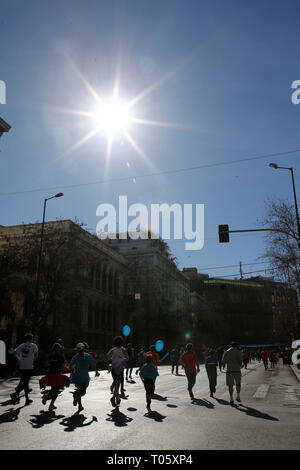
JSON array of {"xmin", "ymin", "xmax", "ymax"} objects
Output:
[
  {"xmin": 34, "ymin": 193, "xmax": 64, "ymax": 324},
  {"xmin": 269, "ymin": 163, "xmax": 300, "ymax": 249}
]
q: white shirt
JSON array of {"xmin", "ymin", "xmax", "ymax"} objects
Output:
[
  {"xmin": 15, "ymin": 342, "xmax": 38, "ymax": 370},
  {"xmin": 111, "ymin": 347, "xmax": 126, "ymax": 374}
]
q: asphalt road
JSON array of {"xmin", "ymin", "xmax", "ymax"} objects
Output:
[{"xmin": 0, "ymin": 361, "xmax": 300, "ymax": 450}]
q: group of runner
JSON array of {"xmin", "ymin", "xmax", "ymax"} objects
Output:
[{"xmin": 8, "ymin": 333, "xmax": 288, "ymax": 413}]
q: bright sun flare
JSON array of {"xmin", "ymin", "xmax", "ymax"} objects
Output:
[
  {"xmin": 96, "ymin": 101, "xmax": 130, "ymax": 133},
  {"xmin": 56, "ymin": 53, "xmax": 195, "ymax": 174}
]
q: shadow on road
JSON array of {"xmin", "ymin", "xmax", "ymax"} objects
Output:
[
  {"xmin": 106, "ymin": 408, "xmax": 133, "ymax": 427},
  {"xmin": 144, "ymin": 410, "xmax": 166, "ymax": 422},
  {"xmin": 0, "ymin": 399, "xmax": 17, "ymax": 407},
  {"xmin": 214, "ymin": 398, "xmax": 231, "ymax": 406},
  {"xmin": 29, "ymin": 410, "xmax": 65, "ymax": 428},
  {"xmin": 152, "ymin": 393, "xmax": 167, "ymax": 401},
  {"xmin": 127, "ymin": 407, "xmax": 137, "ymax": 412},
  {"xmin": 0, "ymin": 405, "xmax": 25, "ymax": 423},
  {"xmin": 59, "ymin": 413, "xmax": 98, "ymax": 431},
  {"xmin": 166, "ymin": 404, "xmax": 178, "ymax": 408},
  {"xmin": 235, "ymin": 404, "xmax": 279, "ymax": 421},
  {"xmin": 192, "ymin": 398, "xmax": 214, "ymax": 408}
]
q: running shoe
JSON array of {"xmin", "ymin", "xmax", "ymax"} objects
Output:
[
  {"xmin": 49, "ymin": 404, "xmax": 57, "ymax": 410},
  {"xmin": 73, "ymin": 392, "xmax": 78, "ymax": 406},
  {"xmin": 78, "ymin": 404, "xmax": 84, "ymax": 412},
  {"xmin": 110, "ymin": 396, "xmax": 116, "ymax": 407},
  {"xmin": 236, "ymin": 397, "xmax": 242, "ymax": 403},
  {"xmin": 10, "ymin": 392, "xmax": 19, "ymax": 404},
  {"xmin": 230, "ymin": 400, "xmax": 235, "ymax": 406},
  {"xmin": 116, "ymin": 397, "xmax": 121, "ymax": 406},
  {"xmin": 42, "ymin": 393, "xmax": 48, "ymax": 405},
  {"xmin": 25, "ymin": 399, "xmax": 33, "ymax": 406}
]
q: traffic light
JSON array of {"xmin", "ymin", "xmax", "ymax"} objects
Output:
[{"xmin": 218, "ymin": 224, "xmax": 230, "ymax": 243}]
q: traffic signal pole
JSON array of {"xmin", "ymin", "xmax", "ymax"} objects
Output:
[{"xmin": 218, "ymin": 225, "xmax": 297, "ymax": 243}]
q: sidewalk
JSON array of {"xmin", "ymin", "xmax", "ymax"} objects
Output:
[{"xmin": 290, "ymin": 364, "xmax": 300, "ymax": 382}]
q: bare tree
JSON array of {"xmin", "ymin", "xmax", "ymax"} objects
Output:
[{"xmin": 260, "ymin": 198, "xmax": 300, "ymax": 291}]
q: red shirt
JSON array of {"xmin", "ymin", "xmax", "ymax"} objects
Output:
[
  {"xmin": 147, "ymin": 351, "xmax": 160, "ymax": 369},
  {"xmin": 180, "ymin": 352, "xmax": 199, "ymax": 374},
  {"xmin": 261, "ymin": 351, "xmax": 268, "ymax": 360}
]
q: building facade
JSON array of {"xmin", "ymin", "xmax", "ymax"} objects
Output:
[
  {"xmin": 0, "ymin": 220, "xmax": 132, "ymax": 352},
  {"xmin": 105, "ymin": 235, "xmax": 191, "ymax": 348},
  {"xmin": 183, "ymin": 267, "xmax": 298, "ymax": 347}
]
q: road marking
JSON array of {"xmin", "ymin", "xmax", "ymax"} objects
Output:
[{"xmin": 253, "ymin": 384, "xmax": 270, "ymax": 399}]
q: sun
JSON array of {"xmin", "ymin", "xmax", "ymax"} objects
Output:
[
  {"xmin": 55, "ymin": 53, "xmax": 195, "ymax": 174},
  {"xmin": 95, "ymin": 100, "xmax": 130, "ymax": 134}
]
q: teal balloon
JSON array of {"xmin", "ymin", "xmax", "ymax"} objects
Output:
[
  {"xmin": 155, "ymin": 340, "xmax": 164, "ymax": 352},
  {"xmin": 123, "ymin": 325, "xmax": 131, "ymax": 336}
]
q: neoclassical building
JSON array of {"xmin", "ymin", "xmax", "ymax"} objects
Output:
[{"xmin": 0, "ymin": 220, "xmax": 133, "ymax": 352}]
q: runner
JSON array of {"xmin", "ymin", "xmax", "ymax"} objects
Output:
[
  {"xmin": 69, "ymin": 342, "xmax": 96, "ymax": 412},
  {"xmin": 269, "ymin": 351, "xmax": 277, "ymax": 368},
  {"xmin": 82, "ymin": 342, "xmax": 100, "ymax": 377},
  {"xmin": 125, "ymin": 343, "xmax": 135, "ymax": 381},
  {"xmin": 222, "ymin": 341, "xmax": 243, "ymax": 406},
  {"xmin": 170, "ymin": 346, "xmax": 180, "ymax": 375},
  {"xmin": 147, "ymin": 345, "xmax": 160, "ymax": 369},
  {"xmin": 39, "ymin": 342, "xmax": 69, "ymax": 410},
  {"xmin": 217, "ymin": 347, "xmax": 225, "ymax": 372},
  {"xmin": 261, "ymin": 348, "xmax": 269, "ymax": 370},
  {"xmin": 10, "ymin": 333, "xmax": 38, "ymax": 406},
  {"xmin": 180, "ymin": 343, "xmax": 200, "ymax": 402},
  {"xmin": 204, "ymin": 348, "xmax": 218, "ymax": 397},
  {"xmin": 256, "ymin": 350, "xmax": 261, "ymax": 363},
  {"xmin": 139, "ymin": 353, "xmax": 159, "ymax": 413},
  {"xmin": 107, "ymin": 336, "xmax": 129, "ymax": 408},
  {"xmin": 135, "ymin": 346, "xmax": 147, "ymax": 375},
  {"xmin": 242, "ymin": 350, "xmax": 249, "ymax": 369}
]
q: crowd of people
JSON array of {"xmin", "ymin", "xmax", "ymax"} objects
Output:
[{"xmin": 8, "ymin": 333, "xmax": 291, "ymax": 413}]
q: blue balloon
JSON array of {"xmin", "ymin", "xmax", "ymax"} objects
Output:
[
  {"xmin": 122, "ymin": 325, "xmax": 131, "ymax": 337},
  {"xmin": 155, "ymin": 340, "xmax": 164, "ymax": 352},
  {"xmin": 8, "ymin": 348, "xmax": 15, "ymax": 354}
]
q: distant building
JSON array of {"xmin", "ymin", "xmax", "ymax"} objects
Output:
[
  {"xmin": 105, "ymin": 235, "xmax": 191, "ymax": 346},
  {"xmin": 0, "ymin": 116, "xmax": 11, "ymax": 140},
  {"xmin": 183, "ymin": 268, "xmax": 298, "ymax": 347}
]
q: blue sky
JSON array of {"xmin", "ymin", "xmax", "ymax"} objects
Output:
[{"xmin": 1, "ymin": 0, "xmax": 300, "ymax": 279}]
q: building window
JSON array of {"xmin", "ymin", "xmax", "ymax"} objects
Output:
[
  {"xmin": 89, "ymin": 264, "xmax": 94, "ymax": 288},
  {"xmin": 101, "ymin": 304, "xmax": 106, "ymax": 329},
  {"xmin": 95, "ymin": 302, "xmax": 99, "ymax": 329},
  {"xmin": 114, "ymin": 273, "xmax": 119, "ymax": 297},
  {"xmin": 88, "ymin": 302, "xmax": 93, "ymax": 329},
  {"xmin": 95, "ymin": 264, "xmax": 101, "ymax": 290},
  {"xmin": 108, "ymin": 271, "xmax": 114, "ymax": 295},
  {"xmin": 102, "ymin": 267, "xmax": 107, "ymax": 292}
]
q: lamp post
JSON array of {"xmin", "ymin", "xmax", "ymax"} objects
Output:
[
  {"xmin": 34, "ymin": 193, "xmax": 64, "ymax": 328},
  {"xmin": 269, "ymin": 164, "xmax": 300, "ymax": 250}
]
